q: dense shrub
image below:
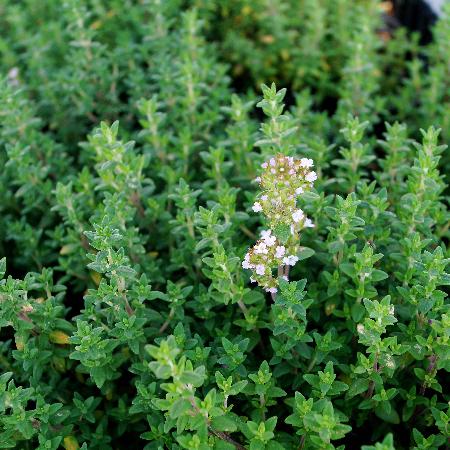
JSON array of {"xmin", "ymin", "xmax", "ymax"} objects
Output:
[{"xmin": 0, "ymin": 1, "xmax": 448, "ymax": 449}]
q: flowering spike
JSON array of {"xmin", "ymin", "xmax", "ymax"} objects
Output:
[{"xmin": 243, "ymin": 153, "xmax": 317, "ymax": 293}]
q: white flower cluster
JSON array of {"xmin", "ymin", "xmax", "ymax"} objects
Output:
[
  {"xmin": 242, "ymin": 229, "xmax": 299, "ymax": 293},
  {"xmin": 243, "ymin": 154, "xmax": 317, "ymax": 294},
  {"xmin": 251, "ymin": 154, "xmax": 316, "ymax": 234}
]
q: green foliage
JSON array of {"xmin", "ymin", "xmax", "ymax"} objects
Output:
[{"xmin": 0, "ymin": 1, "xmax": 449, "ymax": 449}]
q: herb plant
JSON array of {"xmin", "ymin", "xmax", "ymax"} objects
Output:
[{"xmin": 0, "ymin": 1, "xmax": 449, "ymax": 449}]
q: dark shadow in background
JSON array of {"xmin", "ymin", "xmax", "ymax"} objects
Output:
[{"xmin": 393, "ymin": 0, "xmax": 441, "ymax": 43}]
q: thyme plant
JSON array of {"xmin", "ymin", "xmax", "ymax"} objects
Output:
[{"xmin": 0, "ymin": 1, "xmax": 449, "ymax": 449}]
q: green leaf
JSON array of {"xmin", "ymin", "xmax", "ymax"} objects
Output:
[
  {"xmin": 347, "ymin": 378, "xmax": 369, "ymax": 399},
  {"xmin": 0, "ymin": 258, "xmax": 6, "ymax": 279},
  {"xmin": 180, "ymin": 369, "xmax": 206, "ymax": 387},
  {"xmin": 297, "ymin": 247, "xmax": 315, "ymax": 261},
  {"xmin": 371, "ymin": 270, "xmax": 388, "ymax": 282},
  {"xmin": 170, "ymin": 398, "xmax": 192, "ymax": 418},
  {"xmin": 375, "ymin": 404, "xmax": 400, "ymax": 424},
  {"xmin": 211, "ymin": 415, "xmax": 237, "ymax": 432},
  {"xmin": 340, "ymin": 263, "xmax": 355, "ymax": 277},
  {"xmin": 273, "ymin": 223, "xmax": 291, "ymax": 244},
  {"xmin": 351, "ymin": 303, "xmax": 366, "ymax": 322}
]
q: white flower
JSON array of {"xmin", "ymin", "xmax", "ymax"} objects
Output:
[
  {"xmin": 261, "ymin": 194, "xmax": 268, "ymax": 201},
  {"xmin": 281, "ymin": 275, "xmax": 288, "ymax": 281},
  {"xmin": 283, "ymin": 255, "xmax": 299, "ymax": 266},
  {"xmin": 295, "ymin": 187, "xmax": 304, "ymax": 195},
  {"xmin": 289, "ymin": 169, "xmax": 295, "ymax": 175},
  {"xmin": 260, "ymin": 229, "xmax": 272, "ymax": 240},
  {"xmin": 300, "ymin": 158, "xmax": 314, "ymax": 168},
  {"xmin": 275, "ymin": 246, "xmax": 286, "ymax": 258},
  {"xmin": 8, "ymin": 67, "xmax": 20, "ymax": 87},
  {"xmin": 256, "ymin": 264, "xmax": 266, "ymax": 275},
  {"xmin": 254, "ymin": 242, "xmax": 268, "ymax": 254},
  {"xmin": 305, "ymin": 171, "xmax": 317, "ymax": 182},
  {"xmin": 389, "ymin": 305, "xmax": 395, "ymax": 315},
  {"xmin": 252, "ymin": 202, "xmax": 263, "ymax": 212},
  {"xmin": 292, "ymin": 209, "xmax": 304, "ymax": 223},
  {"xmin": 242, "ymin": 253, "xmax": 252, "ymax": 269},
  {"xmin": 269, "ymin": 157, "xmax": 276, "ymax": 166},
  {"xmin": 357, "ymin": 324, "xmax": 365, "ymax": 334},
  {"xmin": 287, "ymin": 156, "xmax": 294, "ymax": 166},
  {"xmin": 8, "ymin": 67, "xmax": 19, "ymax": 78},
  {"xmin": 254, "ymin": 176, "xmax": 261, "ymax": 183},
  {"xmin": 267, "ymin": 287, "xmax": 278, "ymax": 294},
  {"xmin": 261, "ymin": 162, "xmax": 268, "ymax": 168},
  {"xmin": 304, "ymin": 218, "xmax": 315, "ymax": 228},
  {"xmin": 250, "ymin": 276, "xmax": 257, "ymax": 283},
  {"xmin": 260, "ymin": 229, "xmax": 275, "ymax": 246},
  {"xmin": 271, "ymin": 169, "xmax": 276, "ymax": 174}
]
